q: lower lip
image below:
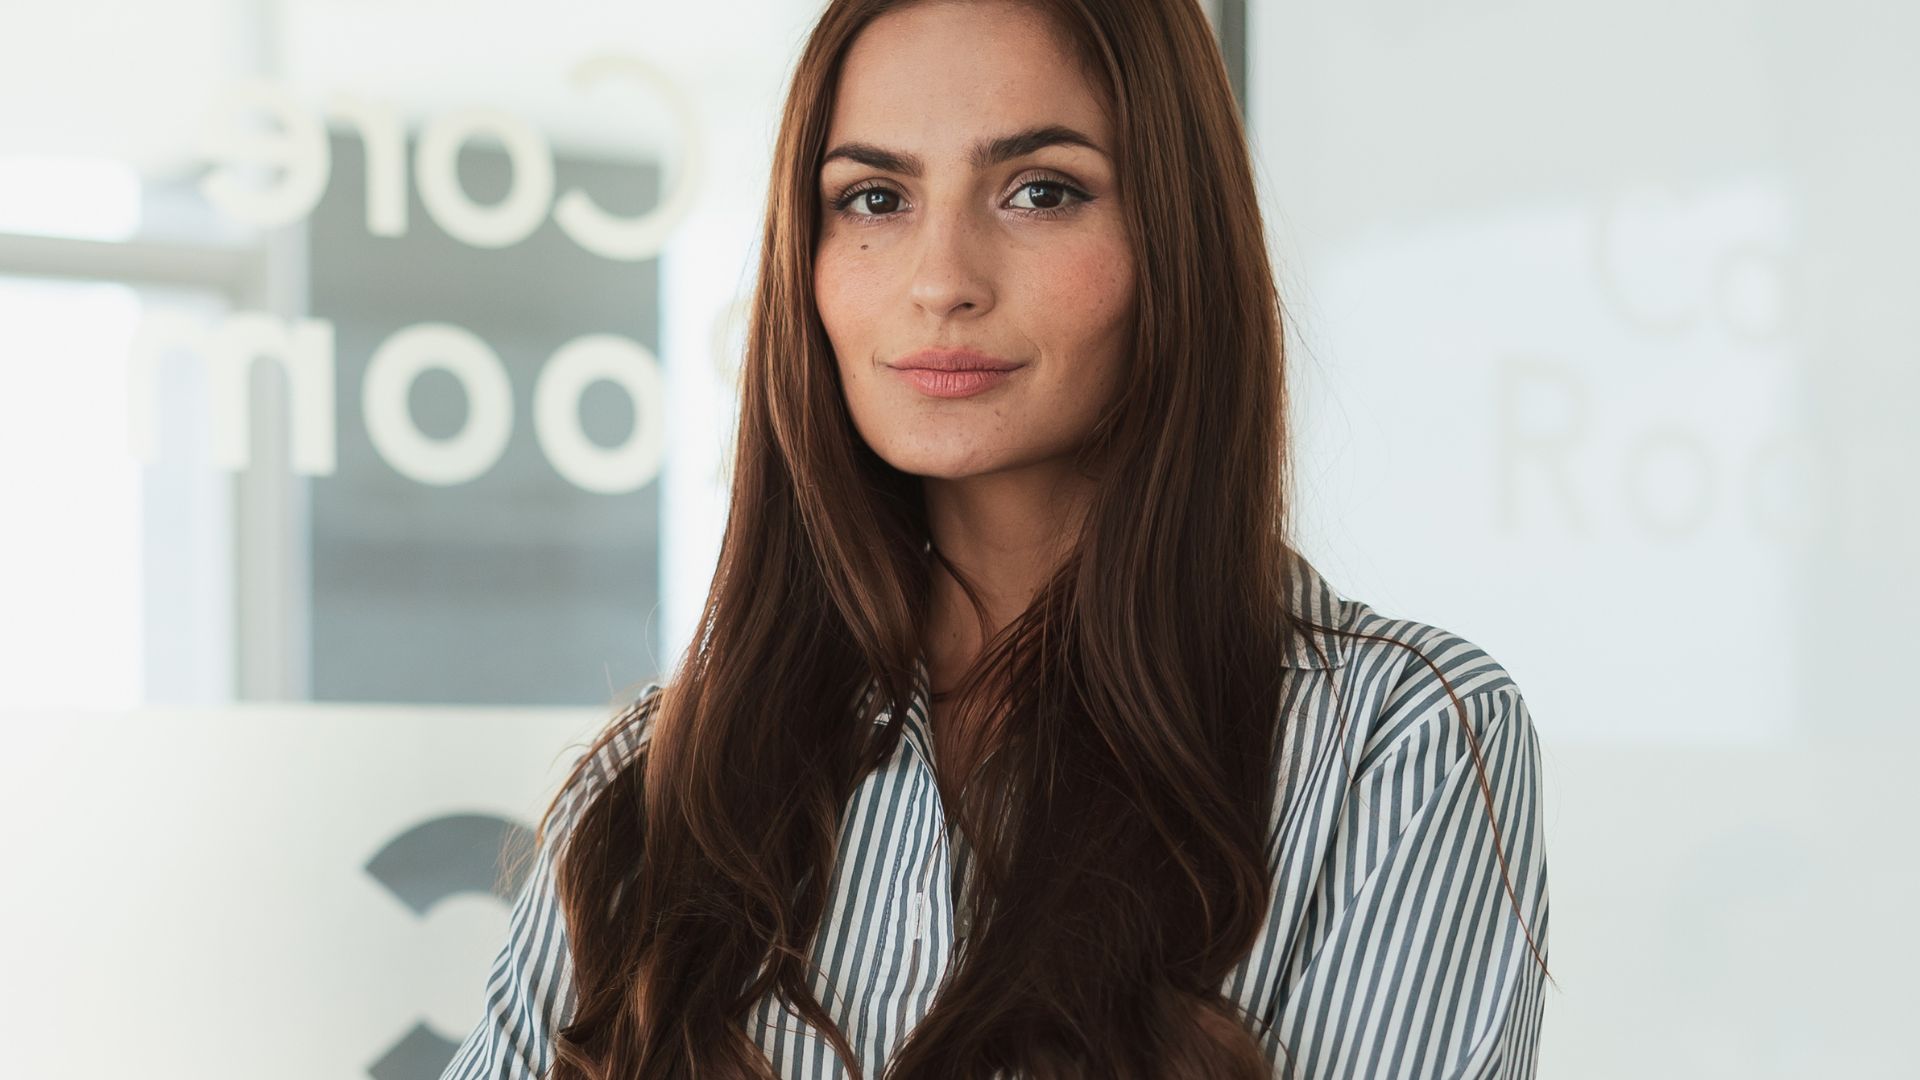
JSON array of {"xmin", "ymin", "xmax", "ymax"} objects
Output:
[{"xmin": 890, "ymin": 366, "xmax": 1021, "ymax": 398}]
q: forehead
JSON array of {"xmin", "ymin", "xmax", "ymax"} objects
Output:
[{"xmin": 825, "ymin": 1, "xmax": 1111, "ymax": 150}]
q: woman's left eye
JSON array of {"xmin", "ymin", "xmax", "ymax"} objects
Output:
[{"xmin": 1006, "ymin": 179, "xmax": 1088, "ymax": 215}]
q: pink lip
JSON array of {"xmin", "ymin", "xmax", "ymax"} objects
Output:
[
  {"xmin": 891, "ymin": 367, "xmax": 1017, "ymax": 398},
  {"xmin": 887, "ymin": 347, "xmax": 1024, "ymax": 372},
  {"xmin": 884, "ymin": 347, "xmax": 1025, "ymax": 399}
]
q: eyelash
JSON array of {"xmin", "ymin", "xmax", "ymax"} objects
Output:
[{"xmin": 827, "ymin": 172, "xmax": 1093, "ymax": 224}]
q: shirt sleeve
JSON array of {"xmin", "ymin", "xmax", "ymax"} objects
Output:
[
  {"xmin": 1274, "ymin": 685, "xmax": 1551, "ymax": 1080},
  {"xmin": 439, "ymin": 687, "xmax": 661, "ymax": 1080}
]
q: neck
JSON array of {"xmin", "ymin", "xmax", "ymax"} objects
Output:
[{"xmin": 919, "ymin": 460, "xmax": 1094, "ymax": 696}]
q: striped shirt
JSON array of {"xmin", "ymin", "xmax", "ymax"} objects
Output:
[{"xmin": 442, "ymin": 555, "xmax": 1549, "ymax": 1078}]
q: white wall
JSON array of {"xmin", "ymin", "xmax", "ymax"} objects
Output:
[
  {"xmin": 0, "ymin": 705, "xmax": 607, "ymax": 1080},
  {"xmin": 1246, "ymin": 2, "xmax": 1920, "ymax": 1076}
]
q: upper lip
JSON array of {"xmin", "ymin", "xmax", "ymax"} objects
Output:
[{"xmin": 885, "ymin": 347, "xmax": 1025, "ymax": 372}]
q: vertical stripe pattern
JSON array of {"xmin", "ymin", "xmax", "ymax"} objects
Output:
[{"xmin": 441, "ymin": 554, "xmax": 1549, "ymax": 1078}]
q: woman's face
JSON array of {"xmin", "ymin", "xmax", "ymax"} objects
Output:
[{"xmin": 814, "ymin": 0, "xmax": 1135, "ymax": 482}]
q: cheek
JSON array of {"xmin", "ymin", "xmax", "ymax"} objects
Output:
[
  {"xmin": 813, "ymin": 251, "xmax": 849, "ymax": 341},
  {"xmin": 1028, "ymin": 240, "xmax": 1134, "ymax": 354},
  {"xmin": 814, "ymin": 243, "xmax": 886, "ymax": 347},
  {"xmin": 1025, "ymin": 241, "xmax": 1133, "ymax": 428},
  {"xmin": 814, "ymin": 247, "xmax": 894, "ymax": 437}
]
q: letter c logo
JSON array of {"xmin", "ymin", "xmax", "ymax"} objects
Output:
[{"xmin": 363, "ymin": 814, "xmax": 536, "ymax": 1080}]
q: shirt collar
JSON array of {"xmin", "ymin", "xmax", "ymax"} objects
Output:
[{"xmin": 1279, "ymin": 549, "xmax": 1351, "ymax": 671}]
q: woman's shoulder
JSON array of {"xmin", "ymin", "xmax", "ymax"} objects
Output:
[
  {"xmin": 1299, "ymin": 573, "xmax": 1536, "ymax": 765},
  {"xmin": 1343, "ymin": 602, "xmax": 1525, "ymax": 703},
  {"xmin": 1290, "ymin": 552, "xmax": 1525, "ymax": 698},
  {"xmin": 548, "ymin": 681, "xmax": 665, "ymax": 830},
  {"xmin": 1267, "ymin": 595, "xmax": 1551, "ymax": 1080},
  {"xmin": 1280, "ymin": 589, "xmax": 1547, "ymax": 907},
  {"xmin": 440, "ymin": 683, "xmax": 666, "ymax": 1080}
]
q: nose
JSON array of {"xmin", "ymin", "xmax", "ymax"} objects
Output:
[{"xmin": 906, "ymin": 206, "xmax": 994, "ymax": 320}]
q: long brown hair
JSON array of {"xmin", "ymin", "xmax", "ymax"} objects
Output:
[{"xmin": 538, "ymin": 1, "xmax": 1550, "ymax": 1077}]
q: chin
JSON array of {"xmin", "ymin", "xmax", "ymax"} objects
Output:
[{"xmin": 875, "ymin": 439, "xmax": 1004, "ymax": 481}]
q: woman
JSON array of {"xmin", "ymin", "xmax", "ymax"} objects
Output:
[{"xmin": 443, "ymin": 0, "xmax": 1551, "ymax": 1077}]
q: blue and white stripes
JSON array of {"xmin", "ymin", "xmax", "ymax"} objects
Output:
[{"xmin": 442, "ymin": 555, "xmax": 1549, "ymax": 1078}]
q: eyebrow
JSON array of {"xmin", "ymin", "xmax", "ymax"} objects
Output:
[{"xmin": 819, "ymin": 124, "xmax": 1107, "ymax": 176}]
